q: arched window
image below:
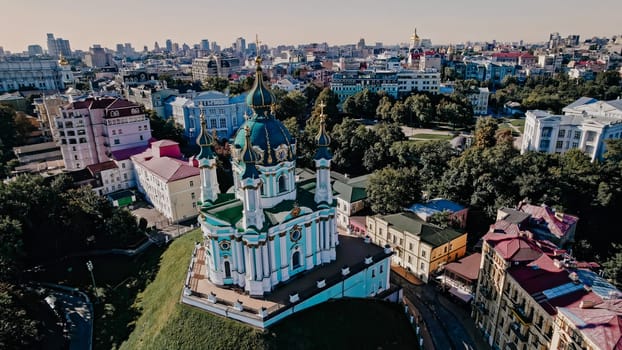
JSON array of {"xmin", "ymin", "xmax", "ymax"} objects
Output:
[
  {"xmin": 292, "ymin": 251, "xmax": 301, "ymax": 269},
  {"xmin": 224, "ymin": 260, "xmax": 231, "ymax": 279},
  {"xmin": 278, "ymin": 174, "xmax": 287, "ymax": 193}
]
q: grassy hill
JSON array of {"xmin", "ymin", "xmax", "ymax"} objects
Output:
[{"xmin": 120, "ymin": 229, "xmax": 417, "ymax": 350}]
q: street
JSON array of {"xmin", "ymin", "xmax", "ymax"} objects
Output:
[{"xmin": 392, "ymin": 273, "xmax": 490, "ymax": 350}]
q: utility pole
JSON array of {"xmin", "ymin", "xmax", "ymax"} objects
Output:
[{"xmin": 86, "ymin": 260, "xmax": 98, "ymax": 302}]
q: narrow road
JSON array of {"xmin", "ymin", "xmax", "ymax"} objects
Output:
[{"xmin": 392, "ymin": 273, "xmax": 489, "ymax": 350}]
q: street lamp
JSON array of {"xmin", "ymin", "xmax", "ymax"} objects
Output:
[{"xmin": 86, "ymin": 260, "xmax": 98, "ymax": 302}]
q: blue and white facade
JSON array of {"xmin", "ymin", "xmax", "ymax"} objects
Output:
[
  {"xmin": 166, "ymin": 91, "xmax": 249, "ymax": 140},
  {"xmin": 182, "ymin": 56, "xmax": 395, "ymax": 328}
]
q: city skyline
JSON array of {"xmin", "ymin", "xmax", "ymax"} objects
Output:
[{"xmin": 2, "ymin": 0, "xmax": 622, "ymax": 53}]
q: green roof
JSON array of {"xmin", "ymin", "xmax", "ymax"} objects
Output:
[
  {"xmin": 332, "ymin": 175, "xmax": 369, "ymax": 203},
  {"xmin": 380, "ymin": 212, "xmax": 464, "ymax": 247},
  {"xmin": 203, "ymin": 199, "xmax": 244, "ymax": 226}
]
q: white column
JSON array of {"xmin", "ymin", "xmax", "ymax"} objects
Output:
[
  {"xmin": 270, "ymin": 237, "xmax": 278, "ymax": 285},
  {"xmin": 318, "ymin": 220, "xmax": 324, "ymax": 251},
  {"xmin": 244, "ymin": 245, "xmax": 253, "ymax": 280},
  {"xmin": 280, "ymin": 234, "xmax": 289, "ymax": 280},
  {"xmin": 254, "ymin": 247, "xmax": 262, "ymax": 281},
  {"xmin": 262, "ymin": 243, "xmax": 269, "ymax": 278},
  {"xmin": 236, "ymin": 240, "xmax": 244, "ymax": 273},
  {"xmin": 305, "ymin": 224, "xmax": 313, "ymax": 269}
]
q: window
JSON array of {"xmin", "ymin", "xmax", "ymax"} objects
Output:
[
  {"xmin": 380, "ymin": 265, "xmax": 383, "ymax": 273},
  {"xmin": 72, "ymin": 146, "xmax": 76, "ymax": 151},
  {"xmin": 292, "ymin": 251, "xmax": 301, "ymax": 269},
  {"xmin": 408, "ymin": 256, "xmax": 412, "ymax": 263},
  {"xmin": 140, "ymin": 135, "xmax": 144, "ymax": 140},
  {"xmin": 121, "ymin": 163, "xmax": 126, "ymax": 169},
  {"xmin": 420, "ymin": 262, "xmax": 425, "ymax": 270},
  {"xmin": 572, "ymin": 142, "xmax": 579, "ymax": 148},
  {"xmin": 123, "ymin": 173, "xmax": 127, "ymax": 180},
  {"xmin": 422, "ymin": 250, "xmax": 426, "ymax": 258},
  {"xmin": 74, "ymin": 155, "xmax": 78, "ymax": 160},
  {"xmin": 219, "ymin": 118, "xmax": 226, "ymax": 128},
  {"xmin": 556, "ymin": 141, "xmax": 563, "ymax": 149},
  {"xmin": 114, "ymin": 139, "xmax": 120, "ymax": 145},
  {"xmin": 112, "ymin": 129, "xmax": 116, "ymax": 135},
  {"xmin": 558, "ymin": 129, "xmax": 565, "ymax": 138},
  {"xmin": 210, "ymin": 118, "xmax": 217, "ymax": 129},
  {"xmin": 574, "ymin": 131, "xmax": 581, "ymax": 140},
  {"xmin": 191, "ymin": 192, "xmax": 196, "ymax": 200},
  {"xmin": 278, "ymin": 175, "xmax": 287, "ymax": 193},
  {"xmin": 190, "ymin": 180, "xmax": 194, "ymax": 187},
  {"xmin": 409, "ymin": 243, "xmax": 413, "ymax": 251},
  {"xmin": 224, "ymin": 261, "xmax": 231, "ymax": 279},
  {"xmin": 372, "ymin": 269, "xmax": 376, "ymax": 278}
]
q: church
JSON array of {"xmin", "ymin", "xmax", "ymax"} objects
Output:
[{"xmin": 182, "ymin": 53, "xmax": 395, "ymax": 328}]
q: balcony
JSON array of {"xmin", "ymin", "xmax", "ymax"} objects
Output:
[
  {"xmin": 510, "ymin": 322, "xmax": 528, "ymax": 342},
  {"xmin": 475, "ymin": 301, "xmax": 488, "ymax": 315},
  {"xmin": 511, "ymin": 303, "xmax": 533, "ymax": 325}
]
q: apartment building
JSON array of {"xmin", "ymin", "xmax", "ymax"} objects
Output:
[
  {"xmin": 0, "ymin": 59, "xmax": 64, "ymax": 92},
  {"xmin": 473, "ymin": 232, "xmax": 620, "ymax": 350},
  {"xmin": 366, "ymin": 212, "xmax": 467, "ymax": 282},
  {"xmin": 55, "ymin": 97, "xmax": 151, "ymax": 170}
]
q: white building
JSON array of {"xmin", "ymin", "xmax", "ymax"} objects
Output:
[
  {"xmin": 0, "ymin": 59, "xmax": 64, "ymax": 92},
  {"xmin": 468, "ymin": 87, "xmax": 490, "ymax": 115},
  {"xmin": 166, "ymin": 90, "xmax": 249, "ymax": 140},
  {"xmin": 132, "ymin": 140, "xmax": 200, "ymax": 223},
  {"xmin": 56, "ymin": 98, "xmax": 152, "ymax": 170},
  {"xmin": 521, "ymin": 97, "xmax": 622, "ymax": 161},
  {"xmin": 396, "ymin": 70, "xmax": 440, "ymax": 97}
]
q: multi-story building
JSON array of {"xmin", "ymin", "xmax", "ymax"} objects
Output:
[
  {"xmin": 166, "ymin": 90, "xmax": 248, "ymax": 140},
  {"xmin": 55, "ymin": 97, "xmax": 151, "ymax": 170},
  {"xmin": 84, "ymin": 45, "xmax": 114, "ymax": 68},
  {"xmin": 366, "ymin": 212, "xmax": 467, "ymax": 282},
  {"xmin": 396, "ymin": 70, "xmax": 440, "ymax": 97},
  {"xmin": 191, "ymin": 54, "xmax": 240, "ymax": 80},
  {"xmin": 331, "ymin": 70, "xmax": 398, "ymax": 102},
  {"xmin": 521, "ymin": 97, "xmax": 622, "ymax": 161},
  {"xmin": 473, "ymin": 231, "xmax": 621, "ymax": 350},
  {"xmin": 331, "ymin": 69, "xmax": 440, "ymax": 103},
  {"xmin": 494, "ymin": 202, "xmax": 578, "ymax": 248},
  {"xmin": 467, "ymin": 87, "xmax": 490, "ymax": 115},
  {"xmin": 125, "ymin": 83, "xmax": 178, "ymax": 118},
  {"xmin": 0, "ymin": 59, "xmax": 64, "ymax": 92},
  {"xmin": 132, "ymin": 140, "xmax": 200, "ymax": 223},
  {"xmin": 46, "ymin": 33, "xmax": 71, "ymax": 58}
]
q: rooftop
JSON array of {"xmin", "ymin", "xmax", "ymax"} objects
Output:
[
  {"xmin": 185, "ymin": 235, "xmax": 391, "ymax": 321},
  {"xmin": 444, "ymin": 253, "xmax": 481, "ymax": 281},
  {"xmin": 378, "ymin": 212, "xmax": 465, "ymax": 248}
]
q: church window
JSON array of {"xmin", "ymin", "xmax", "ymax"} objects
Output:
[
  {"xmin": 224, "ymin": 260, "xmax": 231, "ymax": 278},
  {"xmin": 380, "ymin": 265, "xmax": 383, "ymax": 273},
  {"xmin": 372, "ymin": 269, "xmax": 375, "ymax": 278},
  {"xmin": 278, "ymin": 175, "xmax": 287, "ymax": 193},
  {"xmin": 292, "ymin": 251, "xmax": 301, "ymax": 269}
]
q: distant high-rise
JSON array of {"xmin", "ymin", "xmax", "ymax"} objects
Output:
[
  {"xmin": 165, "ymin": 39, "xmax": 173, "ymax": 52},
  {"xmin": 154, "ymin": 41, "xmax": 160, "ymax": 52},
  {"xmin": 46, "ymin": 33, "xmax": 71, "ymax": 57},
  {"xmin": 235, "ymin": 37, "xmax": 246, "ymax": 53},
  {"xmin": 28, "ymin": 44, "xmax": 43, "ymax": 56},
  {"xmin": 211, "ymin": 41, "xmax": 220, "ymax": 53},
  {"xmin": 357, "ymin": 38, "xmax": 366, "ymax": 49},
  {"xmin": 172, "ymin": 42, "xmax": 179, "ymax": 53},
  {"xmin": 47, "ymin": 33, "xmax": 57, "ymax": 56},
  {"xmin": 116, "ymin": 43, "xmax": 125, "ymax": 55},
  {"xmin": 200, "ymin": 39, "xmax": 210, "ymax": 51}
]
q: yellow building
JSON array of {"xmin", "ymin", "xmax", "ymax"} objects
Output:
[{"xmin": 366, "ymin": 212, "xmax": 467, "ymax": 282}]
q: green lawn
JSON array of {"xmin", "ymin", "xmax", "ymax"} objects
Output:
[
  {"xmin": 410, "ymin": 133, "xmax": 453, "ymax": 141},
  {"xmin": 118, "ymin": 229, "xmax": 418, "ymax": 350},
  {"xmin": 507, "ymin": 118, "xmax": 525, "ymax": 130}
]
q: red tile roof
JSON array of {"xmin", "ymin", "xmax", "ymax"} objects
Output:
[
  {"xmin": 445, "ymin": 253, "xmax": 481, "ymax": 281},
  {"xmin": 485, "ymin": 232, "xmax": 543, "ymax": 262},
  {"xmin": 86, "ymin": 161, "xmax": 117, "ymax": 175},
  {"xmin": 518, "ymin": 203, "xmax": 578, "ymax": 239},
  {"xmin": 559, "ymin": 300, "xmax": 622, "ymax": 350},
  {"xmin": 110, "ymin": 145, "xmax": 149, "ymax": 161}
]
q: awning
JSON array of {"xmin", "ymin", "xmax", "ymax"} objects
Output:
[{"xmin": 449, "ymin": 287, "xmax": 473, "ymax": 303}]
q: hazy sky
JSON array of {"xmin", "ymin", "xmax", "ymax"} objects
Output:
[{"xmin": 2, "ymin": 0, "xmax": 621, "ymax": 52}]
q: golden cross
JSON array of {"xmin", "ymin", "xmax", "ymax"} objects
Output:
[{"xmin": 319, "ymin": 100, "xmax": 326, "ymax": 116}]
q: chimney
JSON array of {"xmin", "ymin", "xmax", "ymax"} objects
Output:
[{"xmin": 579, "ymin": 300, "xmax": 594, "ymax": 309}]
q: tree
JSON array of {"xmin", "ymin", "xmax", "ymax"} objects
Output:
[
  {"xmin": 405, "ymin": 94, "xmax": 434, "ymax": 126},
  {"xmin": 603, "ymin": 244, "xmax": 622, "ymax": 288},
  {"xmin": 0, "ymin": 282, "xmax": 41, "ymax": 349},
  {"xmin": 429, "ymin": 211, "xmax": 460, "ymax": 229},
  {"xmin": 473, "ymin": 117, "xmax": 499, "ymax": 149},
  {"xmin": 0, "ymin": 105, "xmax": 16, "ymax": 157},
  {"xmin": 282, "ymin": 117, "xmax": 300, "ymax": 142},
  {"xmin": 389, "ymin": 101, "xmax": 408, "ymax": 124},
  {"xmin": 368, "ymin": 167, "xmax": 421, "ymax": 214},
  {"xmin": 363, "ymin": 123, "xmax": 405, "ymax": 171},
  {"xmin": 273, "ymin": 90, "xmax": 306, "ymax": 122},
  {"xmin": 331, "ymin": 118, "xmax": 372, "ymax": 176},
  {"xmin": 13, "ymin": 112, "xmax": 36, "ymax": 145},
  {"xmin": 147, "ymin": 110, "xmax": 186, "ymax": 147},
  {"xmin": 0, "ymin": 217, "xmax": 23, "ymax": 280},
  {"xmin": 201, "ymin": 77, "xmax": 229, "ymax": 92},
  {"xmin": 376, "ymin": 96, "xmax": 393, "ymax": 121}
]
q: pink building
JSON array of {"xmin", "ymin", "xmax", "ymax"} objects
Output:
[{"xmin": 56, "ymin": 97, "xmax": 151, "ymax": 170}]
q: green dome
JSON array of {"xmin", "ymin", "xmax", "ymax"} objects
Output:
[
  {"xmin": 233, "ymin": 118, "xmax": 295, "ymax": 166},
  {"xmin": 245, "ymin": 58, "xmax": 275, "ymax": 116}
]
